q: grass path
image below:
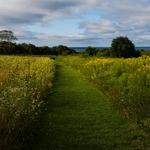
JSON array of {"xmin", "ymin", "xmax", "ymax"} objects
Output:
[{"xmin": 31, "ymin": 63, "xmax": 143, "ymax": 150}]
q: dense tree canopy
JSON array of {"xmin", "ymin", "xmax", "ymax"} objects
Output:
[
  {"xmin": 85, "ymin": 47, "xmax": 98, "ymax": 56},
  {"xmin": 111, "ymin": 36, "xmax": 136, "ymax": 58},
  {"xmin": 96, "ymin": 48, "xmax": 111, "ymax": 57},
  {"xmin": 0, "ymin": 42, "xmax": 77, "ymax": 55}
]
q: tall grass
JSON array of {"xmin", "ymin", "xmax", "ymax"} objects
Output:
[
  {"xmin": 0, "ymin": 56, "xmax": 55, "ymax": 149},
  {"xmin": 59, "ymin": 56, "xmax": 150, "ymax": 127}
]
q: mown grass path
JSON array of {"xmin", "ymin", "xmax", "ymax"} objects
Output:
[{"xmin": 31, "ymin": 63, "xmax": 143, "ymax": 150}]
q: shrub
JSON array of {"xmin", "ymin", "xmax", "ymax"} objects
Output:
[
  {"xmin": 85, "ymin": 46, "xmax": 98, "ymax": 56},
  {"xmin": 111, "ymin": 36, "xmax": 136, "ymax": 58},
  {"xmin": 96, "ymin": 48, "xmax": 111, "ymax": 57}
]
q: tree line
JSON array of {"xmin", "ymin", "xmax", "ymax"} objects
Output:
[
  {"xmin": 0, "ymin": 30, "xmax": 142, "ymax": 57},
  {"xmin": 0, "ymin": 42, "xmax": 76, "ymax": 55},
  {"xmin": 84, "ymin": 37, "xmax": 141, "ymax": 58},
  {"xmin": 0, "ymin": 30, "xmax": 76, "ymax": 55}
]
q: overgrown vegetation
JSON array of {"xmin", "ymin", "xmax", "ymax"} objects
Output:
[
  {"xmin": 141, "ymin": 50, "xmax": 150, "ymax": 56},
  {"xmin": 59, "ymin": 56, "xmax": 150, "ymax": 130},
  {"xmin": 85, "ymin": 46, "xmax": 98, "ymax": 56},
  {"xmin": 0, "ymin": 42, "xmax": 76, "ymax": 55},
  {"xmin": 83, "ymin": 37, "xmax": 141, "ymax": 58},
  {"xmin": 0, "ymin": 30, "xmax": 150, "ymax": 149},
  {"xmin": 0, "ymin": 56, "xmax": 55, "ymax": 149},
  {"xmin": 32, "ymin": 62, "xmax": 149, "ymax": 150}
]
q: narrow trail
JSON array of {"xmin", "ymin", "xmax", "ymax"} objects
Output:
[{"xmin": 31, "ymin": 63, "xmax": 138, "ymax": 150}]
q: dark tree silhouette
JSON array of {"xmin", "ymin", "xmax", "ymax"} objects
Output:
[
  {"xmin": 85, "ymin": 46, "xmax": 98, "ymax": 56},
  {"xmin": 111, "ymin": 36, "xmax": 136, "ymax": 58}
]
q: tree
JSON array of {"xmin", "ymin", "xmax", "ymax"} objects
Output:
[
  {"xmin": 52, "ymin": 45, "xmax": 76, "ymax": 55},
  {"xmin": 85, "ymin": 46, "xmax": 98, "ymax": 56},
  {"xmin": 96, "ymin": 48, "xmax": 111, "ymax": 57},
  {"xmin": 111, "ymin": 36, "xmax": 136, "ymax": 58},
  {"xmin": 0, "ymin": 30, "xmax": 17, "ymax": 42}
]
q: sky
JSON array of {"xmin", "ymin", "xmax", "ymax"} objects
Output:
[{"xmin": 0, "ymin": 0, "xmax": 150, "ymax": 47}]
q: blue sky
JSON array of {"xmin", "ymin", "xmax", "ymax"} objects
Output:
[{"xmin": 0, "ymin": 0, "xmax": 150, "ymax": 47}]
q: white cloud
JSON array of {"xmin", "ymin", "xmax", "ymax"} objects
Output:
[
  {"xmin": 80, "ymin": 19, "xmax": 116, "ymax": 34},
  {"xmin": 0, "ymin": 0, "xmax": 150, "ymax": 46}
]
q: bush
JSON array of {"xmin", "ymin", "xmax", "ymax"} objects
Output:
[
  {"xmin": 85, "ymin": 46, "xmax": 98, "ymax": 56},
  {"xmin": 96, "ymin": 48, "xmax": 111, "ymax": 57},
  {"xmin": 111, "ymin": 36, "xmax": 136, "ymax": 58},
  {"xmin": 52, "ymin": 45, "xmax": 76, "ymax": 55}
]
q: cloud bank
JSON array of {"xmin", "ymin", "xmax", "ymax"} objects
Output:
[{"xmin": 0, "ymin": 0, "xmax": 150, "ymax": 46}]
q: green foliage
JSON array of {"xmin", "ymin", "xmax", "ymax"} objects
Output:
[
  {"xmin": 141, "ymin": 50, "xmax": 150, "ymax": 56},
  {"xmin": 134, "ymin": 50, "xmax": 141, "ymax": 57},
  {"xmin": 85, "ymin": 46, "xmax": 98, "ymax": 56},
  {"xmin": 96, "ymin": 48, "xmax": 111, "ymax": 57},
  {"xmin": 111, "ymin": 36, "xmax": 137, "ymax": 58},
  {"xmin": 32, "ymin": 62, "xmax": 147, "ymax": 150},
  {"xmin": 52, "ymin": 45, "xmax": 76, "ymax": 55},
  {"xmin": 0, "ymin": 56, "xmax": 55, "ymax": 149},
  {"xmin": 60, "ymin": 56, "xmax": 150, "ymax": 129},
  {"xmin": 0, "ymin": 42, "xmax": 77, "ymax": 55}
]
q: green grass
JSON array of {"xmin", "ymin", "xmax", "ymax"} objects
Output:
[{"xmin": 31, "ymin": 62, "xmax": 146, "ymax": 150}]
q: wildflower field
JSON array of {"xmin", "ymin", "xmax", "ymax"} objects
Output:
[
  {"xmin": 0, "ymin": 56, "xmax": 55, "ymax": 149},
  {"xmin": 59, "ymin": 56, "xmax": 150, "ymax": 127},
  {"xmin": 0, "ymin": 55, "xmax": 150, "ymax": 149}
]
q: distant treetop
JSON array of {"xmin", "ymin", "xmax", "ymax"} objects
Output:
[
  {"xmin": 0, "ymin": 30, "xmax": 17, "ymax": 42},
  {"xmin": 111, "ymin": 36, "xmax": 136, "ymax": 58}
]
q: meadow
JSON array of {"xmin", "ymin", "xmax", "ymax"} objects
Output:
[
  {"xmin": 0, "ymin": 55, "xmax": 150, "ymax": 149},
  {"xmin": 0, "ymin": 56, "xmax": 55, "ymax": 149},
  {"xmin": 59, "ymin": 56, "xmax": 150, "ymax": 127}
]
